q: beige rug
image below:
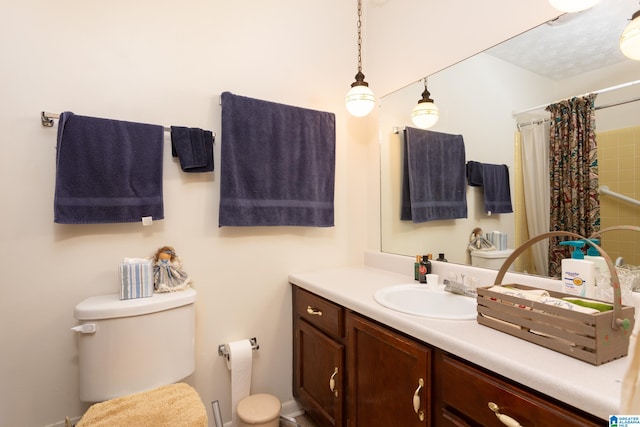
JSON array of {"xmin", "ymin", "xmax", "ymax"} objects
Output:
[{"xmin": 76, "ymin": 383, "xmax": 207, "ymax": 427}]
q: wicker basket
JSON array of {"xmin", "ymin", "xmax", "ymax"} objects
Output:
[{"xmin": 476, "ymin": 229, "xmax": 636, "ymax": 365}]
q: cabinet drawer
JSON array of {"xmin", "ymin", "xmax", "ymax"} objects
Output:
[
  {"xmin": 440, "ymin": 354, "xmax": 605, "ymax": 427},
  {"xmin": 293, "ymin": 286, "xmax": 344, "ymax": 338}
]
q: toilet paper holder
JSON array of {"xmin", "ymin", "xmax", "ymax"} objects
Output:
[{"xmin": 218, "ymin": 337, "xmax": 260, "ymax": 361}]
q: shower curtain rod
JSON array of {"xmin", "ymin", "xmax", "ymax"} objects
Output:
[{"xmin": 513, "ymin": 79, "xmax": 640, "ymax": 116}]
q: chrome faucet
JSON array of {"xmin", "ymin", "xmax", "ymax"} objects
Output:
[{"xmin": 443, "ymin": 274, "xmax": 477, "ymax": 298}]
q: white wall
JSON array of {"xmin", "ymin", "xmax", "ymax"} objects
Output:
[
  {"xmin": 0, "ymin": 1, "xmax": 567, "ymax": 426},
  {"xmin": 0, "ymin": 2, "xmax": 369, "ymax": 426}
]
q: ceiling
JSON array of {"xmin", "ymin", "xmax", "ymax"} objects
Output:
[{"xmin": 485, "ymin": 0, "xmax": 638, "ymax": 80}]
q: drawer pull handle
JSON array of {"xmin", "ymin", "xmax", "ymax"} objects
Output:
[
  {"xmin": 488, "ymin": 402, "xmax": 522, "ymax": 427},
  {"xmin": 412, "ymin": 378, "xmax": 425, "ymax": 422},
  {"xmin": 329, "ymin": 367, "xmax": 338, "ymax": 397},
  {"xmin": 306, "ymin": 306, "xmax": 323, "ymax": 316}
]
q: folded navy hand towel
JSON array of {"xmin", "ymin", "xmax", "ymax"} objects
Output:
[
  {"xmin": 54, "ymin": 112, "xmax": 164, "ymax": 224},
  {"xmin": 466, "ymin": 161, "xmax": 484, "ymax": 186},
  {"xmin": 219, "ymin": 92, "xmax": 335, "ymax": 227},
  {"xmin": 170, "ymin": 126, "xmax": 214, "ymax": 172}
]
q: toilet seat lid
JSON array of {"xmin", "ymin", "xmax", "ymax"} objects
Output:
[{"xmin": 237, "ymin": 393, "xmax": 281, "ymax": 423}]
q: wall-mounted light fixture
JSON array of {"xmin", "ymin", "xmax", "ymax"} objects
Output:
[
  {"xmin": 621, "ymin": 10, "xmax": 640, "ymax": 60},
  {"xmin": 548, "ymin": 0, "xmax": 600, "ymax": 13},
  {"xmin": 410, "ymin": 79, "xmax": 439, "ymax": 129},
  {"xmin": 345, "ymin": 0, "xmax": 375, "ymax": 117}
]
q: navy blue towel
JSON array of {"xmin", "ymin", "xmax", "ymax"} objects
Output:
[
  {"xmin": 219, "ymin": 92, "xmax": 335, "ymax": 227},
  {"xmin": 480, "ymin": 163, "xmax": 513, "ymax": 214},
  {"xmin": 466, "ymin": 161, "xmax": 484, "ymax": 186},
  {"xmin": 401, "ymin": 127, "xmax": 468, "ymax": 222},
  {"xmin": 54, "ymin": 112, "xmax": 164, "ymax": 224},
  {"xmin": 170, "ymin": 126, "xmax": 214, "ymax": 172}
]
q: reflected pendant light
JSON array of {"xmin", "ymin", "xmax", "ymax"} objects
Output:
[
  {"xmin": 346, "ymin": 0, "xmax": 375, "ymax": 117},
  {"xmin": 548, "ymin": 0, "xmax": 601, "ymax": 13},
  {"xmin": 411, "ymin": 79, "xmax": 439, "ymax": 129},
  {"xmin": 621, "ymin": 10, "xmax": 640, "ymax": 60}
]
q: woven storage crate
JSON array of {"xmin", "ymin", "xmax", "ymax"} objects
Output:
[{"xmin": 476, "ymin": 230, "xmax": 635, "ymax": 366}]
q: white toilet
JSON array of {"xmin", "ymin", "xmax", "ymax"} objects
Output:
[
  {"xmin": 470, "ymin": 249, "xmax": 515, "ymax": 271},
  {"xmin": 72, "ymin": 288, "xmax": 197, "ymax": 402}
]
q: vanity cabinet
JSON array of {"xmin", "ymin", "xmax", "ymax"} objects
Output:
[
  {"xmin": 292, "ymin": 285, "xmax": 607, "ymax": 427},
  {"xmin": 293, "ymin": 286, "xmax": 345, "ymax": 426},
  {"xmin": 434, "ymin": 351, "xmax": 606, "ymax": 427},
  {"xmin": 347, "ymin": 312, "xmax": 431, "ymax": 426}
]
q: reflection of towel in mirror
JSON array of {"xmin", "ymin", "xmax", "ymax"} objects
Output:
[
  {"xmin": 401, "ymin": 127, "xmax": 467, "ymax": 222},
  {"xmin": 466, "ymin": 161, "xmax": 484, "ymax": 186},
  {"xmin": 481, "ymin": 163, "xmax": 513, "ymax": 214}
]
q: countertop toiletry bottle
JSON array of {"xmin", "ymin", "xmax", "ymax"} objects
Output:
[
  {"xmin": 414, "ymin": 255, "xmax": 421, "ymax": 281},
  {"xmin": 419, "ymin": 256, "xmax": 431, "ymax": 283},
  {"xmin": 436, "ymin": 253, "xmax": 448, "ymax": 262},
  {"xmin": 559, "ymin": 240, "xmax": 595, "ymax": 298},
  {"xmin": 581, "ymin": 239, "xmax": 609, "ymax": 279}
]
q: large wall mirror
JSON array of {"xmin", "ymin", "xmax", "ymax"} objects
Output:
[{"xmin": 380, "ymin": 0, "xmax": 640, "ymax": 276}]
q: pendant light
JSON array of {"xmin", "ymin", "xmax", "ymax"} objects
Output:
[
  {"xmin": 621, "ymin": 10, "xmax": 640, "ymax": 60},
  {"xmin": 411, "ymin": 79, "xmax": 439, "ymax": 129},
  {"xmin": 548, "ymin": 0, "xmax": 600, "ymax": 13},
  {"xmin": 345, "ymin": 0, "xmax": 375, "ymax": 117}
]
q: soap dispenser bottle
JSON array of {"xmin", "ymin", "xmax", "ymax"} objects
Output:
[{"xmin": 559, "ymin": 240, "xmax": 595, "ymax": 297}]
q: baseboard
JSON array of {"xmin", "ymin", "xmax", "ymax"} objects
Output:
[
  {"xmin": 43, "ymin": 416, "xmax": 80, "ymax": 427},
  {"xmin": 281, "ymin": 398, "xmax": 305, "ymax": 418}
]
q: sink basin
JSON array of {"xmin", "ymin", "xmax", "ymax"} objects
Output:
[{"xmin": 374, "ymin": 284, "xmax": 477, "ymax": 320}]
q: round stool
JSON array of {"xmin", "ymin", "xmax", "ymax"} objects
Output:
[{"xmin": 237, "ymin": 393, "xmax": 281, "ymax": 427}]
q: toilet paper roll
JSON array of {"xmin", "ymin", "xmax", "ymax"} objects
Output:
[{"xmin": 225, "ymin": 339, "xmax": 253, "ymax": 426}]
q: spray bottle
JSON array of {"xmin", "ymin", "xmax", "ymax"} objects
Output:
[{"xmin": 559, "ymin": 240, "xmax": 595, "ymax": 297}]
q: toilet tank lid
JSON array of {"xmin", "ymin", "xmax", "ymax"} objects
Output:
[
  {"xmin": 470, "ymin": 249, "xmax": 514, "ymax": 259},
  {"xmin": 74, "ymin": 288, "xmax": 197, "ymax": 320}
]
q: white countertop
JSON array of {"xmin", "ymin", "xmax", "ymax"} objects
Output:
[{"xmin": 289, "ymin": 257, "xmax": 634, "ymax": 421}]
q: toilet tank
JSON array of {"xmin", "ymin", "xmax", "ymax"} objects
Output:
[
  {"xmin": 470, "ymin": 249, "xmax": 515, "ymax": 271},
  {"xmin": 73, "ymin": 288, "xmax": 196, "ymax": 402}
]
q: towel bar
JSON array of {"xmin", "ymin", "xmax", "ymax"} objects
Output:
[
  {"xmin": 218, "ymin": 337, "xmax": 260, "ymax": 361},
  {"xmin": 40, "ymin": 111, "xmax": 216, "ymax": 137}
]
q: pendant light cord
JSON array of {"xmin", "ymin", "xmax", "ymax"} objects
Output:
[{"xmin": 356, "ymin": 0, "xmax": 363, "ymax": 73}]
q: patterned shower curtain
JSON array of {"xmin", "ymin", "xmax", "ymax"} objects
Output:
[{"xmin": 546, "ymin": 94, "xmax": 600, "ymax": 277}]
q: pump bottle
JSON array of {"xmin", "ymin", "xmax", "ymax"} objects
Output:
[{"xmin": 559, "ymin": 240, "xmax": 595, "ymax": 298}]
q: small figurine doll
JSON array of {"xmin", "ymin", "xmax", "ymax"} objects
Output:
[{"xmin": 153, "ymin": 245, "xmax": 191, "ymax": 292}]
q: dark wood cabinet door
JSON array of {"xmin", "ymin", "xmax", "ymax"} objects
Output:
[
  {"xmin": 347, "ymin": 313, "xmax": 431, "ymax": 427},
  {"xmin": 436, "ymin": 352, "xmax": 606, "ymax": 427},
  {"xmin": 294, "ymin": 318, "xmax": 345, "ymax": 426}
]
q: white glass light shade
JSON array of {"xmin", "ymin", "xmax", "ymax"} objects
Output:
[
  {"xmin": 620, "ymin": 13, "xmax": 640, "ymax": 60},
  {"xmin": 411, "ymin": 101, "xmax": 440, "ymax": 129},
  {"xmin": 346, "ymin": 85, "xmax": 375, "ymax": 117},
  {"xmin": 548, "ymin": 0, "xmax": 600, "ymax": 13}
]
